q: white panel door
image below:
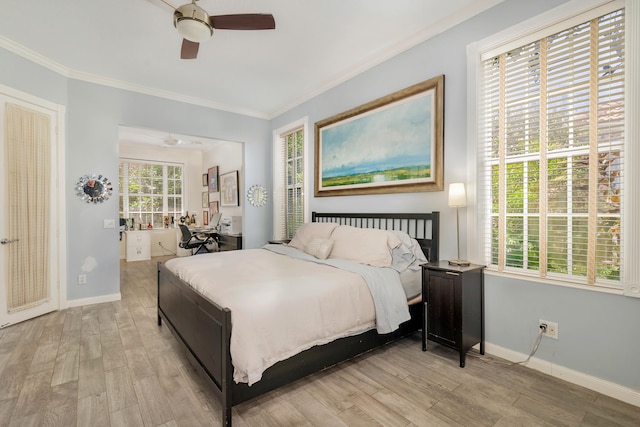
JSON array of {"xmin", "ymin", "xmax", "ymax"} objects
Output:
[{"xmin": 0, "ymin": 91, "xmax": 61, "ymax": 328}]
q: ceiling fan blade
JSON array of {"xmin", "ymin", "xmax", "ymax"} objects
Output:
[
  {"xmin": 145, "ymin": 0, "xmax": 176, "ymax": 11},
  {"xmin": 181, "ymin": 39, "xmax": 199, "ymax": 59},
  {"xmin": 210, "ymin": 14, "xmax": 275, "ymax": 30}
]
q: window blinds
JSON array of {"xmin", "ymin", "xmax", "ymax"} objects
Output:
[
  {"xmin": 273, "ymin": 127, "xmax": 304, "ymax": 240},
  {"xmin": 479, "ymin": 8, "xmax": 625, "ymax": 287}
]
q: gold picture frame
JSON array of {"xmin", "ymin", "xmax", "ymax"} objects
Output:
[{"xmin": 314, "ymin": 75, "xmax": 444, "ymax": 196}]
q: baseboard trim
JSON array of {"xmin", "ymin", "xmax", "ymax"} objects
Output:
[
  {"xmin": 483, "ymin": 342, "xmax": 640, "ymax": 408},
  {"xmin": 63, "ymin": 293, "xmax": 121, "ymax": 309}
]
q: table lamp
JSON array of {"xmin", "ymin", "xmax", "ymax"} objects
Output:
[{"xmin": 448, "ymin": 183, "xmax": 470, "ymax": 266}]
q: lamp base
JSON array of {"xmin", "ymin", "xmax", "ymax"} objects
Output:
[{"xmin": 448, "ymin": 259, "xmax": 471, "ymax": 267}]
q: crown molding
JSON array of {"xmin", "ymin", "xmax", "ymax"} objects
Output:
[
  {"xmin": 267, "ymin": 0, "xmax": 504, "ymax": 118},
  {"xmin": 0, "ymin": 35, "xmax": 270, "ymax": 120},
  {"xmin": 2, "ymin": 0, "xmax": 503, "ymax": 121}
]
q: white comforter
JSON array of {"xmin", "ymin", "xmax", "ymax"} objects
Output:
[{"xmin": 164, "ymin": 247, "xmax": 378, "ymax": 385}]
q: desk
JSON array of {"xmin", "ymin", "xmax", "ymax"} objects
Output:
[
  {"xmin": 188, "ymin": 228, "xmax": 242, "ymax": 252},
  {"xmin": 189, "ymin": 227, "xmax": 217, "ymax": 237},
  {"xmin": 217, "ymin": 234, "xmax": 242, "ymax": 251}
]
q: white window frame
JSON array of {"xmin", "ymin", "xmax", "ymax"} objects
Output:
[
  {"xmin": 119, "ymin": 158, "xmax": 184, "ymax": 228},
  {"xmin": 467, "ymin": 0, "xmax": 640, "ymax": 296},
  {"xmin": 272, "ymin": 117, "xmax": 309, "ymax": 240}
]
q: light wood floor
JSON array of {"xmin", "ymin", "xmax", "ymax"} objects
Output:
[{"xmin": 0, "ymin": 256, "xmax": 638, "ymax": 426}]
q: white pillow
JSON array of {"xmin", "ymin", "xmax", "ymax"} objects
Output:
[
  {"xmin": 288, "ymin": 222, "xmax": 339, "ymax": 251},
  {"xmin": 329, "ymin": 225, "xmax": 401, "ymax": 267},
  {"xmin": 305, "ymin": 237, "xmax": 334, "ymax": 260},
  {"xmin": 390, "ymin": 230, "xmax": 428, "ymax": 272}
]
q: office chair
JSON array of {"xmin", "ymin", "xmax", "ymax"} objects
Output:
[{"xmin": 178, "ymin": 224, "xmax": 213, "ymax": 255}]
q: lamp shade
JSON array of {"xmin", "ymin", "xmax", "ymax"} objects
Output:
[{"xmin": 448, "ymin": 183, "xmax": 467, "ymax": 207}]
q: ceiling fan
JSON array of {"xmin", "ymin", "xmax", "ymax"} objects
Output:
[
  {"xmin": 162, "ymin": 136, "xmax": 203, "ymax": 147},
  {"xmin": 155, "ymin": 0, "xmax": 276, "ymax": 59}
]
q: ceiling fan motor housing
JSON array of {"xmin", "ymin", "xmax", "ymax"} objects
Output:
[{"xmin": 173, "ymin": 3, "xmax": 213, "ymax": 42}]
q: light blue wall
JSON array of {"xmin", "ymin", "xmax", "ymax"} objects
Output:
[
  {"xmin": 487, "ymin": 274, "xmax": 640, "ymax": 391},
  {"xmin": 272, "ymin": 0, "xmax": 640, "ymax": 394},
  {"xmin": 272, "ymin": 0, "xmax": 573, "ymax": 266},
  {"xmin": 0, "ymin": 48, "xmax": 68, "ymax": 104},
  {"xmin": 1, "ymin": 50, "xmax": 272, "ymax": 303}
]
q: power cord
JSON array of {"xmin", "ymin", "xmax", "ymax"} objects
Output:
[
  {"xmin": 466, "ymin": 323, "xmax": 547, "ymax": 367},
  {"xmin": 158, "ymin": 241, "xmax": 177, "ymax": 256},
  {"xmin": 514, "ymin": 323, "xmax": 546, "ymax": 365}
]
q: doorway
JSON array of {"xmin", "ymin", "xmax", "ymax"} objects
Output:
[{"xmin": 118, "ymin": 126, "xmax": 243, "ymax": 256}]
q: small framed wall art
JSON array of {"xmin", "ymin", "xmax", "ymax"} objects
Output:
[
  {"xmin": 208, "ymin": 166, "xmax": 219, "ymax": 192},
  {"xmin": 220, "ymin": 170, "xmax": 239, "ymax": 207}
]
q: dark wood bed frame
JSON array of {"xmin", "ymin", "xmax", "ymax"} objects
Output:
[{"xmin": 157, "ymin": 211, "xmax": 440, "ymax": 426}]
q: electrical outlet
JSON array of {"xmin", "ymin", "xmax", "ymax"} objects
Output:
[
  {"xmin": 78, "ymin": 274, "xmax": 87, "ymax": 285},
  {"xmin": 539, "ymin": 319, "xmax": 558, "ymax": 339}
]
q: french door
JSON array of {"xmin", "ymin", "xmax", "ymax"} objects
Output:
[{"xmin": 0, "ymin": 87, "xmax": 64, "ymax": 328}]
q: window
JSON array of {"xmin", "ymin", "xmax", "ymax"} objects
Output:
[
  {"xmin": 119, "ymin": 159, "xmax": 183, "ymax": 228},
  {"xmin": 273, "ymin": 119, "xmax": 307, "ymax": 240},
  {"xmin": 477, "ymin": 7, "xmax": 625, "ymax": 288}
]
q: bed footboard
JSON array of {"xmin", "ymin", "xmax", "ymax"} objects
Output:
[{"xmin": 157, "ymin": 262, "xmax": 233, "ymax": 426}]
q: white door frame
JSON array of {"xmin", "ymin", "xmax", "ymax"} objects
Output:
[{"xmin": 0, "ymin": 83, "xmax": 67, "ymax": 327}]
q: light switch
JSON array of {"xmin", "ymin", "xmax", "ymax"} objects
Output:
[{"xmin": 104, "ymin": 219, "xmax": 116, "ymax": 229}]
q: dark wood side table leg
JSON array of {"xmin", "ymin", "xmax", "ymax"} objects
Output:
[
  {"xmin": 422, "ymin": 303, "xmax": 427, "ymax": 351},
  {"xmin": 480, "ymin": 274, "xmax": 485, "ymax": 355},
  {"xmin": 460, "ymin": 352, "xmax": 465, "ymax": 368}
]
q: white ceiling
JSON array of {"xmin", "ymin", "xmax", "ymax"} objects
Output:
[
  {"xmin": 119, "ymin": 125, "xmax": 227, "ymax": 151},
  {"xmin": 0, "ymin": 0, "xmax": 499, "ymax": 120}
]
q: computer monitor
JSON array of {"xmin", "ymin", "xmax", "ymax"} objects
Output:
[{"xmin": 210, "ymin": 212, "xmax": 222, "ymax": 228}]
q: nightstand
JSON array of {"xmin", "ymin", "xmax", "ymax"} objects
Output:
[{"xmin": 421, "ymin": 261, "xmax": 484, "ymax": 367}]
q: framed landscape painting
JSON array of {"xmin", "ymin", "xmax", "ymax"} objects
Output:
[{"xmin": 314, "ymin": 75, "xmax": 444, "ymax": 196}]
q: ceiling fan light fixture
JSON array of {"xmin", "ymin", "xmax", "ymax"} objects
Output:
[{"xmin": 174, "ymin": 3, "xmax": 213, "ymax": 43}]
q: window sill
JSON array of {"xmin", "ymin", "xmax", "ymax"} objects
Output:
[{"xmin": 484, "ymin": 268, "xmax": 624, "ymax": 296}]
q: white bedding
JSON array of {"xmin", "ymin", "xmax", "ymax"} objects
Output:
[{"xmin": 164, "ymin": 248, "xmax": 377, "ymax": 385}]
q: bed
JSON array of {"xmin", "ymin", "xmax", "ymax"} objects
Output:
[{"xmin": 157, "ymin": 211, "xmax": 440, "ymax": 426}]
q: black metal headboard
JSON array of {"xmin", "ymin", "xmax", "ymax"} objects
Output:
[{"xmin": 311, "ymin": 212, "xmax": 440, "ymax": 263}]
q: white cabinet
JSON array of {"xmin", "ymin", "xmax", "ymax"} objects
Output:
[{"xmin": 125, "ymin": 231, "xmax": 151, "ymax": 262}]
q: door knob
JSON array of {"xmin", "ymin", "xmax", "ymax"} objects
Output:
[{"xmin": 0, "ymin": 238, "xmax": 19, "ymax": 245}]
